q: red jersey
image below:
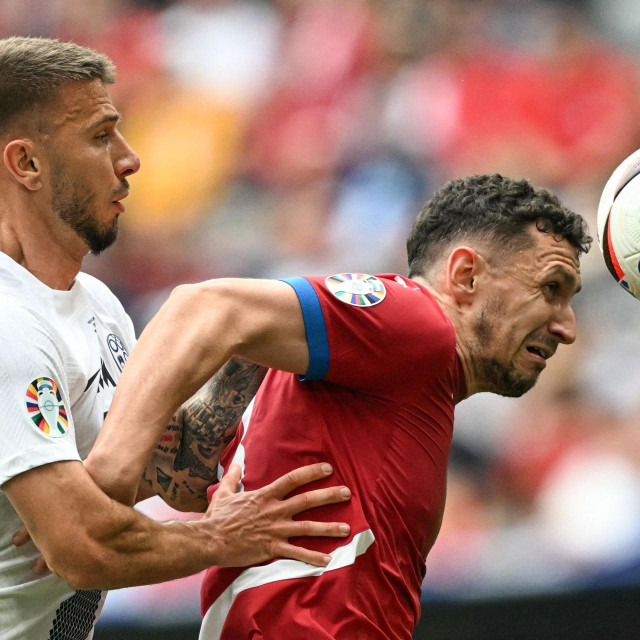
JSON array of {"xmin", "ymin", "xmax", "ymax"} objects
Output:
[{"xmin": 200, "ymin": 273, "xmax": 465, "ymax": 639}]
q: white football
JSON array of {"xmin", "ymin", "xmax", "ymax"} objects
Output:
[{"xmin": 597, "ymin": 148, "xmax": 640, "ymax": 300}]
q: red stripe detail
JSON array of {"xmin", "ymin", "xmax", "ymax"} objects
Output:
[
  {"xmin": 614, "ymin": 155, "xmax": 640, "ymax": 197},
  {"xmin": 607, "ymin": 215, "xmax": 626, "ymax": 280}
]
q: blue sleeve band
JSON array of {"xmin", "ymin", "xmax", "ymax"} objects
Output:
[{"xmin": 280, "ymin": 277, "xmax": 329, "ymax": 380}]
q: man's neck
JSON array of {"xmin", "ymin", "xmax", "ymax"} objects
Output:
[
  {"xmin": 0, "ymin": 194, "xmax": 85, "ymax": 290},
  {"xmin": 411, "ymin": 273, "xmax": 475, "ymax": 401}
]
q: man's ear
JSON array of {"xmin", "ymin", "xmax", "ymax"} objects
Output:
[
  {"xmin": 446, "ymin": 246, "xmax": 484, "ymax": 304},
  {"xmin": 3, "ymin": 139, "xmax": 43, "ymax": 191}
]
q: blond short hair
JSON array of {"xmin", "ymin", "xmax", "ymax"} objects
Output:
[{"xmin": 0, "ymin": 36, "xmax": 116, "ymax": 133}]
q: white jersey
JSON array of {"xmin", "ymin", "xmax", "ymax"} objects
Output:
[{"xmin": 0, "ymin": 251, "xmax": 136, "ymax": 640}]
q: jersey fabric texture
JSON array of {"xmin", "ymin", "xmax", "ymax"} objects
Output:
[
  {"xmin": 0, "ymin": 251, "xmax": 136, "ymax": 640},
  {"xmin": 200, "ymin": 273, "xmax": 465, "ymax": 640}
]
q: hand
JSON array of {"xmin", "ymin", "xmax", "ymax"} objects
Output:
[
  {"xmin": 12, "ymin": 528, "xmax": 50, "ymax": 576},
  {"xmin": 205, "ymin": 462, "xmax": 351, "ymax": 567}
]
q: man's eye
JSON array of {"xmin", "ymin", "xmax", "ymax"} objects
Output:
[
  {"xmin": 96, "ymin": 132, "xmax": 110, "ymax": 141},
  {"xmin": 544, "ymin": 282, "xmax": 559, "ymax": 294}
]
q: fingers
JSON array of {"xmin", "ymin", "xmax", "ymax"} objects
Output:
[
  {"xmin": 261, "ymin": 463, "xmax": 335, "ymax": 499},
  {"xmin": 213, "ymin": 463, "xmax": 242, "ymax": 498},
  {"xmin": 12, "ymin": 529, "xmax": 49, "ymax": 575},
  {"xmin": 202, "ymin": 462, "xmax": 353, "ymax": 569},
  {"xmin": 282, "ymin": 485, "xmax": 351, "ymax": 517},
  {"xmin": 285, "ymin": 520, "xmax": 350, "ymax": 539},
  {"xmin": 32, "ymin": 556, "xmax": 50, "ymax": 576},
  {"xmin": 12, "ymin": 527, "xmax": 31, "ymax": 547},
  {"xmin": 205, "ymin": 481, "xmax": 221, "ymax": 504},
  {"xmin": 273, "ymin": 542, "xmax": 332, "ymax": 567}
]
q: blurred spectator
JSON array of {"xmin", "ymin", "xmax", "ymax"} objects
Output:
[
  {"xmin": 246, "ymin": 0, "xmax": 373, "ymax": 186},
  {"xmin": 120, "ymin": 77, "xmax": 247, "ymax": 231},
  {"xmin": 160, "ymin": 0, "xmax": 282, "ymax": 107}
]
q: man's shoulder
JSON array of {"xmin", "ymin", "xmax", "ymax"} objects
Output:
[
  {"xmin": 76, "ymin": 271, "xmax": 118, "ymax": 299},
  {"xmin": 76, "ymin": 272, "xmax": 127, "ymax": 315},
  {"xmin": 0, "ymin": 301, "xmax": 61, "ymax": 359},
  {"xmin": 0, "ymin": 295, "xmax": 45, "ymax": 331},
  {"xmin": 307, "ymin": 272, "xmax": 440, "ymax": 308},
  {"xmin": 312, "ymin": 272, "xmax": 453, "ymax": 334}
]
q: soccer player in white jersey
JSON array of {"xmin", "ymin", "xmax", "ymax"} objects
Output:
[{"xmin": 0, "ymin": 37, "xmax": 351, "ymax": 640}]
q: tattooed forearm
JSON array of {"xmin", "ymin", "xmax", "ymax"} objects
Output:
[
  {"xmin": 178, "ymin": 358, "xmax": 266, "ymax": 469},
  {"xmin": 143, "ymin": 358, "xmax": 267, "ymax": 511}
]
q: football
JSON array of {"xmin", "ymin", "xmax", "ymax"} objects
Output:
[{"xmin": 597, "ymin": 148, "xmax": 640, "ymax": 299}]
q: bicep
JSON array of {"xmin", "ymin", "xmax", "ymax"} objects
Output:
[{"xmin": 217, "ymin": 279, "xmax": 310, "ymax": 373}]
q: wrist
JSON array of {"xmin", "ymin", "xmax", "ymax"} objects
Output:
[{"xmin": 183, "ymin": 518, "xmax": 225, "ymax": 568}]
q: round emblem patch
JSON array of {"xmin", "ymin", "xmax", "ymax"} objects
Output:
[
  {"xmin": 25, "ymin": 377, "xmax": 69, "ymax": 437},
  {"xmin": 325, "ymin": 273, "xmax": 386, "ymax": 307}
]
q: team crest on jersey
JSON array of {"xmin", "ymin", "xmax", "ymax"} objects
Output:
[
  {"xmin": 25, "ymin": 377, "xmax": 69, "ymax": 437},
  {"xmin": 325, "ymin": 273, "xmax": 386, "ymax": 307},
  {"xmin": 107, "ymin": 333, "xmax": 129, "ymax": 372}
]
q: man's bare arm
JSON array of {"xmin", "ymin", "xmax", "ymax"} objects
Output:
[
  {"xmin": 7, "ymin": 460, "xmax": 351, "ymax": 590},
  {"xmin": 87, "ymin": 278, "xmax": 308, "ymax": 505},
  {"xmin": 143, "ymin": 359, "xmax": 267, "ymax": 512}
]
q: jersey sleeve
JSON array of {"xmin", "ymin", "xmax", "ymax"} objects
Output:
[
  {"xmin": 281, "ymin": 274, "xmax": 457, "ymax": 398},
  {"xmin": 0, "ymin": 309, "xmax": 80, "ymax": 488}
]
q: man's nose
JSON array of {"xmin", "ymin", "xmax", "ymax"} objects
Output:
[
  {"xmin": 114, "ymin": 135, "xmax": 140, "ymax": 179},
  {"xmin": 549, "ymin": 304, "xmax": 576, "ymax": 345}
]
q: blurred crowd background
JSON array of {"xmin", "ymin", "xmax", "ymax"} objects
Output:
[{"xmin": 5, "ymin": 0, "xmax": 640, "ymax": 630}]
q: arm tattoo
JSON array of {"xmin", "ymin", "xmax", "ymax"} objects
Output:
[
  {"xmin": 177, "ymin": 358, "xmax": 266, "ymax": 473},
  {"xmin": 156, "ymin": 467, "xmax": 173, "ymax": 493},
  {"xmin": 145, "ymin": 359, "xmax": 267, "ymax": 510}
]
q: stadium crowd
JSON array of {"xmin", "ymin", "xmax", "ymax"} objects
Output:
[{"xmin": 5, "ymin": 0, "xmax": 640, "ymax": 625}]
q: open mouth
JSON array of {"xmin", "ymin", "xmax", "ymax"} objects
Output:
[{"xmin": 525, "ymin": 345, "xmax": 548, "ymax": 363}]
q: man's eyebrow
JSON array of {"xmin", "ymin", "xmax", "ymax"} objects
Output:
[
  {"xmin": 548, "ymin": 266, "xmax": 582, "ymax": 294},
  {"xmin": 87, "ymin": 113, "xmax": 121, "ymax": 130}
]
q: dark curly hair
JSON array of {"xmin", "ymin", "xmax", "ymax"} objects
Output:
[{"xmin": 407, "ymin": 174, "xmax": 592, "ymax": 278}]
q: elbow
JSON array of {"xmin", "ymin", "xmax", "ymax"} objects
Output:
[
  {"xmin": 45, "ymin": 542, "xmax": 114, "ymax": 591},
  {"xmin": 63, "ymin": 569, "xmax": 104, "ymax": 592}
]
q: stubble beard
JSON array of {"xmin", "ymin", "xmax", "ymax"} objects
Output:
[
  {"xmin": 51, "ymin": 163, "xmax": 119, "ymax": 255},
  {"xmin": 471, "ymin": 303, "xmax": 539, "ymax": 398}
]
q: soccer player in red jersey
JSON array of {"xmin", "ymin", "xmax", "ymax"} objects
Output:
[{"xmin": 89, "ymin": 174, "xmax": 591, "ymax": 639}]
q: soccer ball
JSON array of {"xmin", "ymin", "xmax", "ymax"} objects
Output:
[{"xmin": 597, "ymin": 148, "xmax": 640, "ymax": 300}]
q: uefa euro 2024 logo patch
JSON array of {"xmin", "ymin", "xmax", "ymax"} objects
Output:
[
  {"xmin": 25, "ymin": 377, "xmax": 69, "ymax": 438},
  {"xmin": 325, "ymin": 273, "xmax": 386, "ymax": 307}
]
